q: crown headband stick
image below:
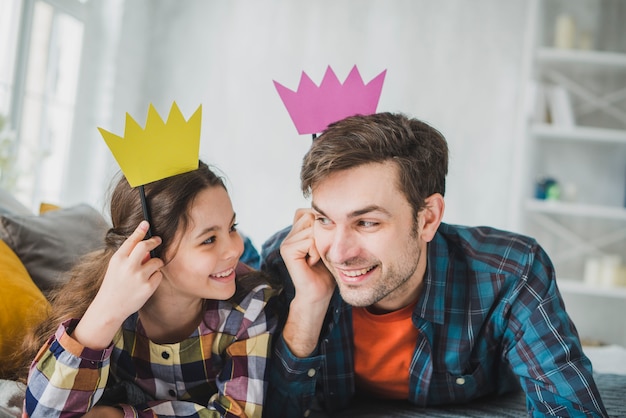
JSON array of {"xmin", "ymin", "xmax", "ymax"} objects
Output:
[
  {"xmin": 98, "ymin": 102, "xmax": 201, "ymax": 254},
  {"xmin": 274, "ymin": 65, "xmax": 386, "ymax": 140}
]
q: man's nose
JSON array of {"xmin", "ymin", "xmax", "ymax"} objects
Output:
[{"xmin": 327, "ymin": 226, "xmax": 359, "ymax": 264}]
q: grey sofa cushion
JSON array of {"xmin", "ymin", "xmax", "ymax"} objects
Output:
[{"xmin": 0, "ymin": 204, "xmax": 110, "ymax": 293}]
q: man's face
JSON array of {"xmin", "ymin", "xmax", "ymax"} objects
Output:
[{"xmin": 311, "ymin": 161, "xmax": 428, "ymax": 312}]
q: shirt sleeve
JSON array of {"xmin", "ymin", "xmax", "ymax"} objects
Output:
[
  {"xmin": 260, "ymin": 227, "xmax": 329, "ymax": 417},
  {"xmin": 263, "ymin": 333, "xmax": 325, "ymax": 418},
  {"xmin": 504, "ymin": 244, "xmax": 608, "ymax": 417},
  {"xmin": 213, "ymin": 284, "xmax": 278, "ymax": 418},
  {"xmin": 117, "ymin": 400, "xmax": 239, "ymax": 418},
  {"xmin": 23, "ymin": 319, "xmax": 113, "ymax": 418}
]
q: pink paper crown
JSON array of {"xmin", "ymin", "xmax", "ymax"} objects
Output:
[{"xmin": 274, "ymin": 65, "xmax": 386, "ymax": 135}]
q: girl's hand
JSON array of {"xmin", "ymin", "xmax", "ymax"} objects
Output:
[
  {"xmin": 73, "ymin": 221, "xmax": 164, "ymax": 350},
  {"xmin": 97, "ymin": 220, "xmax": 164, "ymax": 319}
]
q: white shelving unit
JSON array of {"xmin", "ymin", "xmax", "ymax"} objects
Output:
[
  {"xmin": 537, "ymin": 46, "xmax": 626, "ymax": 71},
  {"xmin": 521, "ymin": 0, "xmax": 626, "ymax": 345},
  {"xmin": 530, "ymin": 123, "xmax": 626, "ymax": 145},
  {"xmin": 558, "ymin": 279, "xmax": 626, "ymax": 299}
]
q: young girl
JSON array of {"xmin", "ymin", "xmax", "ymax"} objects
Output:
[{"xmin": 21, "ymin": 161, "xmax": 277, "ymax": 418}]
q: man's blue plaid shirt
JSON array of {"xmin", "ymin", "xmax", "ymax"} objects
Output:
[{"xmin": 261, "ymin": 222, "xmax": 608, "ymax": 417}]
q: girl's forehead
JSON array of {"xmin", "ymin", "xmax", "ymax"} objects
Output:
[{"xmin": 186, "ymin": 187, "xmax": 234, "ymax": 228}]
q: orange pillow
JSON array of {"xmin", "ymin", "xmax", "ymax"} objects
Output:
[
  {"xmin": 39, "ymin": 202, "xmax": 61, "ymax": 214},
  {"xmin": 0, "ymin": 240, "xmax": 50, "ymax": 375}
]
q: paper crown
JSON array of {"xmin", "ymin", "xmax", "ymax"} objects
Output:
[
  {"xmin": 98, "ymin": 102, "xmax": 201, "ymax": 187},
  {"xmin": 274, "ymin": 65, "xmax": 386, "ymax": 135}
]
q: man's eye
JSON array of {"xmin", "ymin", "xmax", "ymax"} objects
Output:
[
  {"xmin": 359, "ymin": 221, "xmax": 379, "ymax": 228},
  {"xmin": 230, "ymin": 223, "xmax": 238, "ymax": 232},
  {"xmin": 315, "ymin": 217, "xmax": 331, "ymax": 226},
  {"xmin": 203, "ymin": 236, "xmax": 216, "ymax": 245}
]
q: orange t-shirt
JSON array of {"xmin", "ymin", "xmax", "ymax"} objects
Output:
[{"xmin": 352, "ymin": 299, "xmax": 419, "ymax": 399}]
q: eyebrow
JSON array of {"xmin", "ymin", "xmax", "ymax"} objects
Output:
[
  {"xmin": 194, "ymin": 213, "xmax": 237, "ymax": 240},
  {"xmin": 311, "ymin": 202, "xmax": 391, "ymax": 219}
]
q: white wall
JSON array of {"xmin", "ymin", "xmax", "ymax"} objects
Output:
[{"xmin": 64, "ymin": 0, "xmax": 531, "ymax": 250}]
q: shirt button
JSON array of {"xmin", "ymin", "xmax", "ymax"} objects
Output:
[
  {"xmin": 168, "ymin": 389, "xmax": 176, "ymax": 397},
  {"xmin": 162, "ymin": 351, "xmax": 170, "ymax": 360},
  {"xmin": 455, "ymin": 377, "xmax": 466, "ymax": 385},
  {"xmin": 307, "ymin": 368, "xmax": 316, "ymax": 377}
]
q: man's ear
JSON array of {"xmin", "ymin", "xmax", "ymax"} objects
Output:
[{"xmin": 418, "ymin": 193, "xmax": 445, "ymax": 243}]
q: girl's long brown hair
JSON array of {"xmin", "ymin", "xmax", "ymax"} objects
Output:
[{"xmin": 12, "ymin": 161, "xmax": 274, "ymax": 382}]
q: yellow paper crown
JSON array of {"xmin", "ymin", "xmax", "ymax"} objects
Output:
[{"xmin": 98, "ymin": 102, "xmax": 201, "ymax": 187}]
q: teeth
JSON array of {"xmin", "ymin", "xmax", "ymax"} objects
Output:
[
  {"xmin": 212, "ymin": 268, "xmax": 234, "ymax": 278},
  {"xmin": 341, "ymin": 266, "xmax": 374, "ymax": 277}
]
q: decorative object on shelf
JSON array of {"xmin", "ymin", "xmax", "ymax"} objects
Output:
[
  {"xmin": 535, "ymin": 177, "xmax": 560, "ymax": 201},
  {"xmin": 583, "ymin": 255, "xmax": 626, "ymax": 287},
  {"xmin": 553, "ymin": 13, "xmax": 596, "ymax": 51},
  {"xmin": 560, "ymin": 182, "xmax": 578, "ymax": 203},
  {"xmin": 546, "ymin": 84, "xmax": 576, "ymax": 127},
  {"xmin": 554, "ymin": 14, "xmax": 576, "ymax": 49}
]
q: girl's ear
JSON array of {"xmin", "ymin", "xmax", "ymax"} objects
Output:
[{"xmin": 418, "ymin": 193, "xmax": 445, "ymax": 243}]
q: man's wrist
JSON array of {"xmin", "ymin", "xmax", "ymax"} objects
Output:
[{"xmin": 282, "ymin": 296, "xmax": 331, "ymax": 357}]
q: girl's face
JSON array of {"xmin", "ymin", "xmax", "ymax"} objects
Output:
[{"xmin": 160, "ymin": 185, "xmax": 244, "ymax": 301}]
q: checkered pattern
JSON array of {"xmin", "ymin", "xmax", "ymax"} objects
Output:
[
  {"xmin": 23, "ymin": 284, "xmax": 276, "ymax": 418},
  {"xmin": 261, "ymin": 223, "xmax": 608, "ymax": 417}
]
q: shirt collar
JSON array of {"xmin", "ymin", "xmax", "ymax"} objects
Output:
[{"xmin": 414, "ymin": 228, "xmax": 449, "ymax": 325}]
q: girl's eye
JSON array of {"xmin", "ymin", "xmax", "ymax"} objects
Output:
[
  {"xmin": 230, "ymin": 223, "xmax": 238, "ymax": 233},
  {"xmin": 203, "ymin": 236, "xmax": 216, "ymax": 245}
]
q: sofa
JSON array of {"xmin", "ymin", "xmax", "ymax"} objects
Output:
[
  {"xmin": 0, "ymin": 188, "xmax": 111, "ymax": 416},
  {"xmin": 0, "ymin": 188, "xmax": 111, "ymax": 377}
]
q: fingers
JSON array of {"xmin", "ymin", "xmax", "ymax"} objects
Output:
[
  {"xmin": 307, "ymin": 245, "xmax": 321, "ymax": 267},
  {"xmin": 290, "ymin": 210, "xmax": 323, "ymax": 266},
  {"xmin": 282, "ymin": 209, "xmax": 320, "ymax": 266},
  {"xmin": 292, "ymin": 208, "xmax": 314, "ymax": 226},
  {"xmin": 90, "ymin": 221, "xmax": 165, "ymax": 328},
  {"xmin": 290, "ymin": 209, "xmax": 315, "ymax": 234},
  {"xmin": 119, "ymin": 221, "xmax": 149, "ymax": 253},
  {"xmin": 285, "ymin": 210, "xmax": 314, "ymax": 245},
  {"xmin": 119, "ymin": 221, "xmax": 162, "ymax": 260}
]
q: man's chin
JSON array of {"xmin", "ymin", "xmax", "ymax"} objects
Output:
[{"xmin": 337, "ymin": 285, "xmax": 376, "ymax": 307}]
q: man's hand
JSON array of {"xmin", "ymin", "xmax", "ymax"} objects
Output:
[
  {"xmin": 281, "ymin": 208, "xmax": 336, "ymax": 302},
  {"xmin": 280, "ymin": 209, "xmax": 335, "ymax": 358}
]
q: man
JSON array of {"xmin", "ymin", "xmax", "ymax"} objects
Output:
[{"xmin": 261, "ymin": 112, "xmax": 607, "ymax": 417}]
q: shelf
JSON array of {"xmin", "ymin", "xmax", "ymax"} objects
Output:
[
  {"xmin": 536, "ymin": 47, "xmax": 626, "ymax": 74},
  {"xmin": 526, "ymin": 199, "xmax": 626, "ymax": 221},
  {"xmin": 558, "ymin": 279, "xmax": 626, "ymax": 299},
  {"xmin": 530, "ymin": 124, "xmax": 626, "ymax": 144}
]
